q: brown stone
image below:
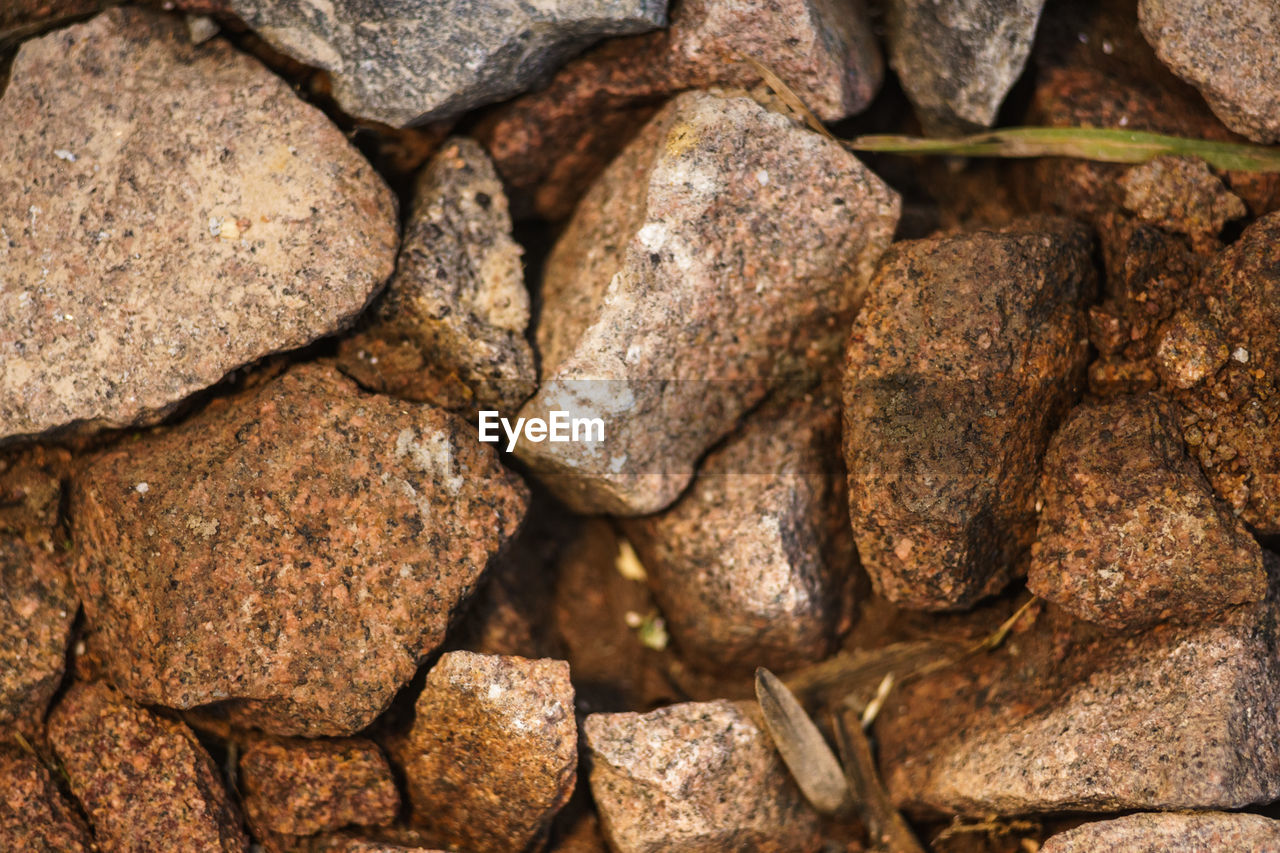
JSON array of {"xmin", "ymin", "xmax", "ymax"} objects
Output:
[
  {"xmin": 71, "ymin": 363, "xmax": 528, "ymax": 736},
  {"xmin": 0, "ymin": 745, "xmax": 94, "ymax": 853},
  {"xmin": 0, "ymin": 8, "xmax": 397, "ymax": 441},
  {"xmin": 1118, "ymin": 155, "xmax": 1246, "ymax": 240},
  {"xmin": 393, "ymin": 651, "xmax": 577, "ymax": 853},
  {"xmin": 1042, "ymin": 811, "xmax": 1280, "ymax": 852},
  {"xmin": 47, "ymin": 680, "xmax": 249, "ymax": 852},
  {"xmin": 0, "ymin": 0, "xmax": 100, "ymax": 48},
  {"xmin": 843, "ymin": 219, "xmax": 1093, "ymax": 610},
  {"xmin": 0, "ymin": 445, "xmax": 69, "ymax": 546},
  {"xmin": 240, "ymin": 738, "xmax": 399, "ymax": 837},
  {"xmin": 516, "ymin": 89, "xmax": 899, "ymax": 515}
]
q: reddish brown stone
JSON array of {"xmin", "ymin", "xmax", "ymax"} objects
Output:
[
  {"xmin": 1042, "ymin": 811, "xmax": 1280, "ymax": 852},
  {"xmin": 0, "ymin": 745, "xmax": 94, "ymax": 853},
  {"xmin": 71, "ymin": 363, "xmax": 528, "ymax": 736},
  {"xmin": 0, "ymin": 445, "xmax": 68, "ymax": 546},
  {"xmin": 1118, "ymin": 155, "xmax": 1246, "ymax": 241},
  {"xmin": 0, "ymin": 0, "xmax": 101, "ymax": 48},
  {"xmin": 240, "ymin": 738, "xmax": 399, "ymax": 837},
  {"xmin": 47, "ymin": 680, "xmax": 248, "ymax": 852}
]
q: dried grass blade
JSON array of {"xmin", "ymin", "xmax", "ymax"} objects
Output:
[
  {"xmin": 755, "ymin": 667, "xmax": 851, "ymax": 816},
  {"xmin": 833, "ymin": 708, "xmax": 926, "ymax": 853},
  {"xmin": 738, "ymin": 54, "xmax": 836, "ymax": 142}
]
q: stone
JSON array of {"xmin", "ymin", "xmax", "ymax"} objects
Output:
[
  {"xmin": 1118, "ymin": 156, "xmax": 1246, "ymax": 240},
  {"xmin": 0, "ymin": 536, "xmax": 76, "ymax": 739},
  {"xmin": 0, "ymin": 8, "xmax": 397, "ymax": 442},
  {"xmin": 228, "ymin": 0, "xmax": 667, "ymax": 127},
  {"xmin": 584, "ymin": 700, "xmax": 821, "ymax": 852},
  {"xmin": 0, "ymin": 445, "xmax": 69, "ymax": 545},
  {"xmin": 393, "ymin": 651, "xmax": 577, "ymax": 853},
  {"xmin": 313, "ymin": 839, "xmax": 447, "ymax": 853},
  {"xmin": 478, "ymin": 0, "xmax": 883, "ymax": 219},
  {"xmin": 876, "ymin": 572, "xmax": 1280, "ymax": 816},
  {"xmin": 623, "ymin": 390, "xmax": 853, "ymax": 673},
  {"xmin": 0, "ymin": 0, "xmax": 100, "ymax": 48},
  {"xmin": 71, "ymin": 363, "xmax": 528, "ymax": 736},
  {"xmin": 1139, "ymin": 0, "xmax": 1280, "ymax": 143},
  {"xmin": 1029, "ymin": 393, "xmax": 1265, "ymax": 630},
  {"xmin": 47, "ymin": 680, "xmax": 249, "ymax": 852},
  {"xmin": 0, "ymin": 745, "xmax": 94, "ymax": 853},
  {"xmin": 843, "ymin": 219, "xmax": 1093, "ymax": 610},
  {"xmin": 517, "ymin": 90, "xmax": 899, "ymax": 515},
  {"xmin": 886, "ymin": 0, "xmax": 1046, "ymax": 134},
  {"xmin": 240, "ymin": 738, "xmax": 399, "ymax": 837},
  {"xmin": 1041, "ymin": 811, "xmax": 1280, "ymax": 853},
  {"xmin": 338, "ymin": 138, "xmax": 536, "ymax": 414}
]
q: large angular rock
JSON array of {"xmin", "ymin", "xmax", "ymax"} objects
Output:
[
  {"xmin": 338, "ymin": 138, "xmax": 536, "ymax": 414},
  {"xmin": 47, "ymin": 681, "xmax": 249, "ymax": 852},
  {"xmin": 0, "ymin": 745, "xmax": 94, "ymax": 853},
  {"xmin": 844, "ymin": 219, "xmax": 1093, "ymax": 610},
  {"xmin": 517, "ymin": 90, "xmax": 899, "ymax": 515},
  {"xmin": 71, "ymin": 363, "xmax": 528, "ymax": 736},
  {"xmin": 1029, "ymin": 393, "xmax": 1266, "ymax": 629},
  {"xmin": 1042, "ymin": 811, "xmax": 1280, "ymax": 853},
  {"xmin": 0, "ymin": 8, "xmax": 397, "ymax": 442},
  {"xmin": 1139, "ymin": 0, "xmax": 1280, "ymax": 143},
  {"xmin": 584, "ymin": 700, "xmax": 821, "ymax": 852},
  {"xmin": 393, "ymin": 652, "xmax": 577, "ymax": 853},
  {"xmin": 229, "ymin": 0, "xmax": 667, "ymax": 127},
  {"xmin": 887, "ymin": 0, "xmax": 1046, "ymax": 134}
]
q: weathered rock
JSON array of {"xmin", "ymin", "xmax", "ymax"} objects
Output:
[
  {"xmin": 0, "ymin": 536, "xmax": 76, "ymax": 739},
  {"xmin": 0, "ymin": 745, "xmax": 94, "ymax": 853},
  {"xmin": 1041, "ymin": 811, "xmax": 1280, "ymax": 853},
  {"xmin": 71, "ymin": 363, "xmax": 528, "ymax": 736},
  {"xmin": 47, "ymin": 680, "xmax": 249, "ymax": 852},
  {"xmin": 1118, "ymin": 156, "xmax": 1246, "ymax": 240},
  {"xmin": 393, "ymin": 651, "xmax": 577, "ymax": 853},
  {"xmin": 876, "ymin": 570, "xmax": 1280, "ymax": 816},
  {"xmin": 338, "ymin": 138, "xmax": 535, "ymax": 414},
  {"xmin": 624, "ymin": 390, "xmax": 853, "ymax": 673},
  {"xmin": 1029, "ymin": 393, "xmax": 1265, "ymax": 629},
  {"xmin": 229, "ymin": 0, "xmax": 667, "ymax": 126},
  {"xmin": 478, "ymin": 0, "xmax": 883, "ymax": 219},
  {"xmin": 313, "ymin": 839, "xmax": 447, "ymax": 853},
  {"xmin": 0, "ymin": 8, "xmax": 397, "ymax": 442},
  {"xmin": 240, "ymin": 738, "xmax": 399, "ymax": 837},
  {"xmin": 1139, "ymin": 0, "xmax": 1280, "ymax": 143},
  {"xmin": 844, "ymin": 219, "xmax": 1093, "ymax": 610},
  {"xmin": 584, "ymin": 700, "xmax": 821, "ymax": 852},
  {"xmin": 886, "ymin": 0, "xmax": 1046, "ymax": 134},
  {"xmin": 0, "ymin": 445, "xmax": 69, "ymax": 546},
  {"xmin": 517, "ymin": 90, "xmax": 899, "ymax": 515}
]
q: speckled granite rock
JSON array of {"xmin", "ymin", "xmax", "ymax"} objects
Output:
[
  {"xmin": 876, "ymin": 569, "xmax": 1280, "ymax": 816},
  {"xmin": 1118, "ymin": 156, "xmax": 1246, "ymax": 240},
  {"xmin": 584, "ymin": 700, "xmax": 821, "ymax": 852},
  {"xmin": 0, "ymin": 8, "xmax": 397, "ymax": 442},
  {"xmin": 1041, "ymin": 811, "xmax": 1280, "ymax": 852},
  {"xmin": 624, "ymin": 391, "xmax": 853, "ymax": 673},
  {"xmin": 886, "ymin": 0, "xmax": 1046, "ymax": 134},
  {"xmin": 71, "ymin": 363, "xmax": 528, "ymax": 736},
  {"xmin": 47, "ymin": 681, "xmax": 248, "ymax": 852},
  {"xmin": 393, "ymin": 651, "xmax": 576, "ymax": 853},
  {"xmin": 478, "ymin": 0, "xmax": 883, "ymax": 219},
  {"xmin": 517, "ymin": 90, "xmax": 899, "ymax": 515},
  {"xmin": 338, "ymin": 138, "xmax": 535, "ymax": 414},
  {"xmin": 0, "ymin": 445, "xmax": 68, "ymax": 546},
  {"xmin": 0, "ymin": 536, "xmax": 76, "ymax": 739},
  {"xmin": 229, "ymin": 0, "xmax": 666, "ymax": 126},
  {"xmin": 1029, "ymin": 393, "xmax": 1265, "ymax": 629},
  {"xmin": 1139, "ymin": 0, "xmax": 1280, "ymax": 143},
  {"xmin": 844, "ymin": 219, "xmax": 1092, "ymax": 610},
  {"xmin": 0, "ymin": 745, "xmax": 94, "ymax": 853},
  {"xmin": 240, "ymin": 738, "xmax": 398, "ymax": 837}
]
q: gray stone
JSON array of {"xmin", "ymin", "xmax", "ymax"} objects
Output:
[
  {"xmin": 1042, "ymin": 812, "xmax": 1280, "ymax": 853},
  {"xmin": 230, "ymin": 0, "xmax": 668, "ymax": 126}
]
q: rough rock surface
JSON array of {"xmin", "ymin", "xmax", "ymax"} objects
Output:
[
  {"xmin": 517, "ymin": 90, "xmax": 899, "ymax": 515},
  {"xmin": 478, "ymin": 0, "xmax": 883, "ymax": 219},
  {"xmin": 1029, "ymin": 393, "xmax": 1265, "ymax": 629},
  {"xmin": 876, "ymin": 570, "xmax": 1280, "ymax": 816},
  {"xmin": 887, "ymin": 0, "xmax": 1045, "ymax": 133},
  {"xmin": 0, "ymin": 8, "xmax": 397, "ymax": 442},
  {"xmin": 71, "ymin": 363, "xmax": 528, "ymax": 736},
  {"xmin": 240, "ymin": 738, "xmax": 399, "ymax": 837},
  {"xmin": 844, "ymin": 219, "xmax": 1093, "ymax": 610},
  {"xmin": 47, "ymin": 681, "xmax": 249, "ymax": 852},
  {"xmin": 1041, "ymin": 811, "xmax": 1280, "ymax": 852},
  {"xmin": 0, "ymin": 536, "xmax": 76, "ymax": 738},
  {"xmin": 393, "ymin": 651, "xmax": 577, "ymax": 853},
  {"xmin": 338, "ymin": 138, "xmax": 536, "ymax": 414},
  {"xmin": 1139, "ymin": 0, "xmax": 1280, "ymax": 143},
  {"xmin": 0, "ymin": 745, "xmax": 94, "ymax": 853},
  {"xmin": 0, "ymin": 445, "xmax": 68, "ymax": 545},
  {"xmin": 229, "ymin": 0, "xmax": 667, "ymax": 126},
  {"xmin": 1118, "ymin": 156, "xmax": 1246, "ymax": 240},
  {"xmin": 584, "ymin": 700, "xmax": 821, "ymax": 852},
  {"xmin": 624, "ymin": 391, "xmax": 853, "ymax": 673}
]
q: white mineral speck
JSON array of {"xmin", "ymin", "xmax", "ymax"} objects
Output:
[
  {"xmin": 1233, "ymin": 347, "xmax": 1250, "ymax": 363},
  {"xmin": 135, "ymin": 482, "xmax": 150, "ymax": 494}
]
